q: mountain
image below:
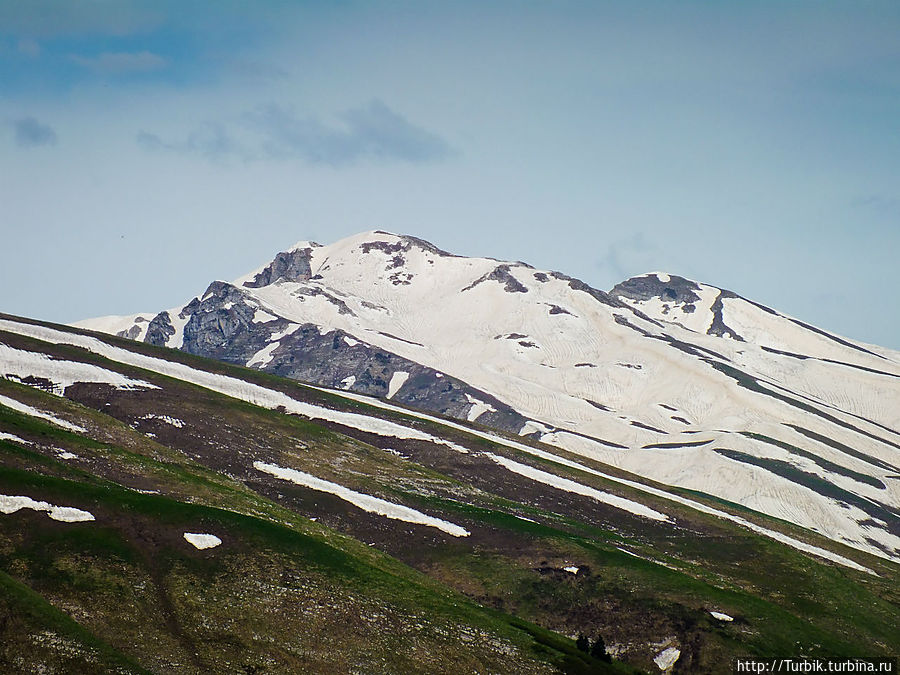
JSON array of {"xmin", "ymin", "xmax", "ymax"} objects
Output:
[
  {"xmin": 1, "ymin": 311, "xmax": 898, "ymax": 673},
  {"xmin": 74, "ymin": 231, "xmax": 900, "ymax": 567}
]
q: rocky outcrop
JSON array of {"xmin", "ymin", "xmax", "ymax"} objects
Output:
[{"xmin": 243, "ymin": 247, "xmax": 315, "ymax": 288}]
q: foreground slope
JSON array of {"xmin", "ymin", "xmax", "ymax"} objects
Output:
[
  {"xmin": 2, "ymin": 313, "xmax": 898, "ymax": 673},
  {"xmin": 75, "ymin": 231, "xmax": 900, "ymax": 565}
]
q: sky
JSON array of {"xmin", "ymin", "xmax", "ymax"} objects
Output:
[{"xmin": 1, "ymin": 1, "xmax": 898, "ymax": 348}]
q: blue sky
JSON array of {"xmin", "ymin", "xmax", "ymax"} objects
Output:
[{"xmin": 1, "ymin": 1, "xmax": 898, "ymax": 348}]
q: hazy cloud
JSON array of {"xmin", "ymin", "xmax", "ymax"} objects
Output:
[
  {"xmin": 13, "ymin": 116, "xmax": 57, "ymax": 147},
  {"xmin": 138, "ymin": 100, "xmax": 454, "ymax": 167},
  {"xmin": 137, "ymin": 123, "xmax": 246, "ymax": 161},
  {"xmin": 71, "ymin": 50, "xmax": 167, "ymax": 74},
  {"xmin": 245, "ymin": 100, "xmax": 454, "ymax": 165}
]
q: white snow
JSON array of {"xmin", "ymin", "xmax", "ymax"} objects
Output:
[
  {"xmin": 57, "ymin": 450, "xmax": 78, "ymax": 460},
  {"xmin": 0, "ymin": 343, "xmax": 156, "ymax": 393},
  {"xmin": 270, "ymin": 323, "xmax": 301, "ymax": 341},
  {"xmin": 183, "ymin": 532, "xmax": 222, "ymax": 549},
  {"xmin": 253, "ymin": 308, "xmax": 278, "ymax": 323},
  {"xmin": 0, "ymin": 393, "xmax": 86, "ymax": 432},
  {"xmin": 247, "ymin": 342, "xmax": 280, "ymax": 368},
  {"xmin": 519, "ymin": 420, "xmax": 554, "ymax": 436},
  {"xmin": 343, "ymin": 336, "xmax": 359, "ymax": 347},
  {"xmin": 340, "ymin": 375, "xmax": 356, "ymax": 389},
  {"xmin": 387, "ymin": 371, "xmax": 409, "ymax": 399},
  {"xmin": 0, "ymin": 431, "xmax": 28, "ymax": 444},
  {"xmin": 0, "ymin": 494, "xmax": 94, "ymax": 522},
  {"xmin": 563, "ymin": 566, "xmax": 579, "ymax": 574},
  {"xmin": 709, "ymin": 611, "xmax": 733, "ymax": 622},
  {"xmin": 486, "ymin": 452, "xmax": 670, "ymax": 522},
  {"xmin": 655, "ymin": 272, "xmax": 671, "ymax": 283},
  {"xmin": 654, "ymin": 646, "xmax": 681, "ymax": 671},
  {"xmin": 254, "ymin": 461, "xmax": 469, "ymax": 537},
  {"xmin": 139, "ymin": 414, "xmax": 185, "ymax": 428},
  {"xmin": 465, "ymin": 394, "xmax": 497, "ymax": 422}
]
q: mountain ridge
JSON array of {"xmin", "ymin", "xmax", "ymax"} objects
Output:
[{"xmin": 72, "ymin": 230, "xmax": 900, "ymax": 566}]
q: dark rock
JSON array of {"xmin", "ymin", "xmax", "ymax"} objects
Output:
[
  {"xmin": 462, "ymin": 265, "xmax": 528, "ymax": 294},
  {"xmin": 145, "ymin": 311, "xmax": 175, "ymax": 347},
  {"xmin": 243, "ymin": 248, "xmax": 315, "ymax": 288}
]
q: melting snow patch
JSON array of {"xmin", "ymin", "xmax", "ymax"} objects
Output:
[
  {"xmin": 0, "ymin": 431, "xmax": 28, "ymax": 444},
  {"xmin": 56, "ymin": 450, "xmax": 78, "ymax": 460},
  {"xmin": 519, "ymin": 420, "xmax": 554, "ymax": 436},
  {"xmin": 709, "ymin": 611, "xmax": 733, "ymax": 622},
  {"xmin": 487, "ymin": 453, "xmax": 670, "ymax": 522},
  {"xmin": 563, "ymin": 566, "xmax": 579, "ymax": 574},
  {"xmin": 465, "ymin": 394, "xmax": 497, "ymax": 422},
  {"xmin": 387, "ymin": 371, "xmax": 409, "ymax": 399},
  {"xmin": 252, "ymin": 308, "xmax": 278, "ymax": 323},
  {"xmin": 254, "ymin": 461, "xmax": 470, "ymax": 537},
  {"xmin": 247, "ymin": 342, "xmax": 280, "ymax": 368},
  {"xmin": 0, "ymin": 344, "xmax": 156, "ymax": 393},
  {"xmin": 654, "ymin": 647, "xmax": 680, "ymax": 671},
  {"xmin": 0, "ymin": 393, "xmax": 86, "ymax": 433},
  {"xmin": 183, "ymin": 532, "xmax": 222, "ymax": 550},
  {"xmin": 270, "ymin": 323, "xmax": 301, "ymax": 341},
  {"xmin": 139, "ymin": 414, "xmax": 185, "ymax": 428},
  {"xmin": 0, "ymin": 495, "xmax": 94, "ymax": 522}
]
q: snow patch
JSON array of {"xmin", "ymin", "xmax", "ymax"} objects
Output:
[
  {"xmin": 709, "ymin": 611, "xmax": 733, "ymax": 622},
  {"xmin": 0, "ymin": 494, "xmax": 94, "ymax": 522},
  {"xmin": 563, "ymin": 566, "xmax": 579, "ymax": 574},
  {"xmin": 486, "ymin": 453, "xmax": 670, "ymax": 522},
  {"xmin": 343, "ymin": 336, "xmax": 359, "ymax": 347},
  {"xmin": 519, "ymin": 420, "xmax": 554, "ymax": 436},
  {"xmin": 340, "ymin": 375, "xmax": 356, "ymax": 389},
  {"xmin": 0, "ymin": 344, "xmax": 156, "ymax": 393},
  {"xmin": 139, "ymin": 414, "xmax": 185, "ymax": 428},
  {"xmin": 270, "ymin": 323, "xmax": 301, "ymax": 341},
  {"xmin": 0, "ymin": 431, "xmax": 28, "ymax": 444},
  {"xmin": 465, "ymin": 394, "xmax": 496, "ymax": 422},
  {"xmin": 247, "ymin": 342, "xmax": 280, "ymax": 368},
  {"xmin": 0, "ymin": 393, "xmax": 86, "ymax": 433},
  {"xmin": 57, "ymin": 450, "xmax": 78, "ymax": 460},
  {"xmin": 253, "ymin": 308, "xmax": 278, "ymax": 323},
  {"xmin": 387, "ymin": 371, "xmax": 409, "ymax": 399},
  {"xmin": 654, "ymin": 646, "xmax": 680, "ymax": 671},
  {"xmin": 254, "ymin": 461, "xmax": 469, "ymax": 537},
  {"xmin": 183, "ymin": 532, "xmax": 222, "ymax": 550}
]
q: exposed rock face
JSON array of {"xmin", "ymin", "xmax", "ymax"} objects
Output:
[
  {"xmin": 244, "ymin": 247, "xmax": 315, "ymax": 288},
  {"xmin": 611, "ymin": 274, "xmax": 702, "ymax": 306},
  {"xmin": 462, "ymin": 264, "xmax": 528, "ymax": 293},
  {"xmin": 154, "ymin": 277, "xmax": 528, "ymax": 434},
  {"xmin": 181, "ymin": 282, "xmax": 271, "ymax": 361},
  {"xmin": 145, "ymin": 311, "xmax": 175, "ymax": 347}
]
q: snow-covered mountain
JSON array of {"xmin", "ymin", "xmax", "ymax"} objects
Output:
[{"xmin": 74, "ymin": 230, "xmax": 900, "ymax": 563}]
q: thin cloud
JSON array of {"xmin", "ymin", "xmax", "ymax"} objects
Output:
[
  {"xmin": 138, "ymin": 100, "xmax": 455, "ymax": 167},
  {"xmin": 245, "ymin": 100, "xmax": 454, "ymax": 165},
  {"xmin": 13, "ymin": 116, "xmax": 57, "ymax": 147},
  {"xmin": 137, "ymin": 123, "xmax": 247, "ymax": 161},
  {"xmin": 71, "ymin": 50, "xmax": 168, "ymax": 74}
]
